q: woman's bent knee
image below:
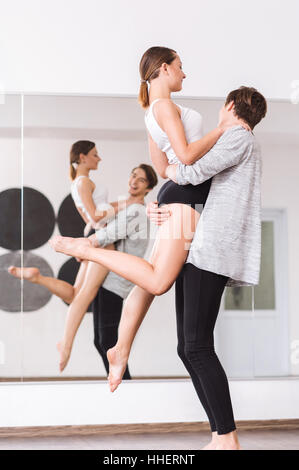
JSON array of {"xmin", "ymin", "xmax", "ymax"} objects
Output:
[{"xmin": 151, "ymin": 280, "xmax": 173, "ymax": 296}]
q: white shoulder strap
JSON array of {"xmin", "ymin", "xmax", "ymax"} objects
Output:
[{"xmin": 149, "ymin": 98, "xmax": 161, "ymax": 109}]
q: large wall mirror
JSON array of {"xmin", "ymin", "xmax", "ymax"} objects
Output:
[{"xmin": 0, "ymin": 93, "xmax": 298, "ymax": 381}]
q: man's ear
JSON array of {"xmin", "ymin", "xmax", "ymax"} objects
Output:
[{"xmin": 227, "ymin": 100, "xmax": 235, "ymax": 111}]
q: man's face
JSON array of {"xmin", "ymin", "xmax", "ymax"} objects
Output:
[{"xmin": 128, "ymin": 168, "xmax": 150, "ymax": 197}]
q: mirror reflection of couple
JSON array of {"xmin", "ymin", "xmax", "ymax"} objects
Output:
[{"xmin": 12, "ymin": 46, "xmax": 268, "ymax": 450}]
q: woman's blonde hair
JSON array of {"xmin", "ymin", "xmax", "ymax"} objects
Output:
[
  {"xmin": 138, "ymin": 46, "xmax": 177, "ymax": 109},
  {"xmin": 69, "ymin": 140, "xmax": 95, "ymax": 180}
]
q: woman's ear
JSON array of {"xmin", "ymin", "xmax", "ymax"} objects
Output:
[{"xmin": 161, "ymin": 62, "xmax": 168, "ymax": 76}]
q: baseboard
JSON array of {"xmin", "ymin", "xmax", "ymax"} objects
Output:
[
  {"xmin": 1, "ymin": 419, "xmax": 299, "ymax": 439},
  {"xmin": 0, "ymin": 376, "xmax": 187, "ymax": 382}
]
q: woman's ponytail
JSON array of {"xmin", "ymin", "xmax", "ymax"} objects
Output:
[
  {"xmin": 138, "ymin": 81, "xmax": 149, "ymax": 109},
  {"xmin": 70, "ymin": 163, "xmax": 77, "ymax": 181}
]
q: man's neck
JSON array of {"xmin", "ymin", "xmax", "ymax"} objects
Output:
[
  {"xmin": 235, "ymin": 117, "xmax": 253, "ymax": 133},
  {"xmin": 127, "ymin": 194, "xmax": 145, "ymax": 205}
]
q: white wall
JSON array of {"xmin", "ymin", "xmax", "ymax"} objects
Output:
[{"xmin": 0, "ymin": 0, "xmax": 298, "ymax": 99}]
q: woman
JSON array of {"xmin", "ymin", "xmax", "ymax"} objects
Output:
[
  {"xmin": 50, "ymin": 47, "xmax": 248, "ymax": 449},
  {"xmin": 9, "ymin": 140, "xmax": 136, "ymax": 372}
]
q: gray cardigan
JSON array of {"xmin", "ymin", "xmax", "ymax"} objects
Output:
[{"xmin": 176, "ymin": 126, "xmax": 262, "ymax": 287}]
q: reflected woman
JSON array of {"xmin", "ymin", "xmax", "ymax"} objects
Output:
[{"xmin": 8, "ymin": 141, "xmax": 145, "ymax": 372}]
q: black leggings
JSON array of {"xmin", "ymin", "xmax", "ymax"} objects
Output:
[
  {"xmin": 175, "ymin": 263, "xmax": 236, "ymax": 435},
  {"xmin": 92, "ymin": 286, "xmax": 131, "ymax": 380}
]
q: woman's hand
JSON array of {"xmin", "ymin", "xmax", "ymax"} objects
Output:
[
  {"xmin": 88, "ymin": 233, "xmax": 100, "ymax": 247},
  {"xmin": 165, "ymin": 164, "xmax": 178, "ymax": 182},
  {"xmin": 146, "ymin": 201, "xmax": 172, "ymax": 226},
  {"xmin": 218, "ymin": 114, "xmax": 251, "ymax": 133}
]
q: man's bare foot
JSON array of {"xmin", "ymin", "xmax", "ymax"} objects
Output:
[
  {"xmin": 215, "ymin": 431, "xmax": 241, "ymax": 450},
  {"xmin": 8, "ymin": 266, "xmax": 40, "ymax": 283},
  {"xmin": 215, "ymin": 443, "xmax": 241, "ymax": 450},
  {"xmin": 201, "ymin": 432, "xmax": 219, "ymax": 450},
  {"xmin": 215, "ymin": 444, "xmax": 242, "ymax": 450},
  {"xmin": 49, "ymin": 235, "xmax": 91, "ymax": 259},
  {"xmin": 57, "ymin": 341, "xmax": 72, "ymax": 372},
  {"xmin": 107, "ymin": 346, "xmax": 129, "ymax": 392}
]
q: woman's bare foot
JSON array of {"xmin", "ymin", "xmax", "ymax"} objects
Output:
[
  {"xmin": 201, "ymin": 432, "xmax": 219, "ymax": 450},
  {"xmin": 56, "ymin": 341, "xmax": 72, "ymax": 372},
  {"xmin": 107, "ymin": 346, "xmax": 129, "ymax": 392},
  {"xmin": 49, "ymin": 235, "xmax": 91, "ymax": 259},
  {"xmin": 8, "ymin": 266, "xmax": 41, "ymax": 283}
]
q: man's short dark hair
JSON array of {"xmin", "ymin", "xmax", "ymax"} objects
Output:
[
  {"xmin": 132, "ymin": 164, "xmax": 158, "ymax": 190},
  {"xmin": 225, "ymin": 86, "xmax": 267, "ymax": 130}
]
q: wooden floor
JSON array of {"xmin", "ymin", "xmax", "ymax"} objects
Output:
[{"xmin": 0, "ymin": 429, "xmax": 298, "ymax": 450}]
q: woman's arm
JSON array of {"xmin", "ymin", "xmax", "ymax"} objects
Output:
[
  {"xmin": 147, "ymin": 131, "xmax": 169, "ymax": 179},
  {"xmin": 153, "ymin": 99, "xmax": 223, "ymax": 165},
  {"xmin": 76, "ymin": 206, "xmax": 90, "ymax": 224},
  {"xmin": 77, "ymin": 178, "xmax": 114, "ymax": 223}
]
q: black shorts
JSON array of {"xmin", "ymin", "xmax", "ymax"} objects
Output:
[{"xmin": 157, "ymin": 178, "xmax": 212, "ymax": 214}]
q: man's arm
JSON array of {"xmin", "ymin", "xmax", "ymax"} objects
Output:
[
  {"xmin": 95, "ymin": 205, "xmax": 143, "ymax": 247},
  {"xmin": 170, "ymin": 128, "xmax": 252, "ymax": 185}
]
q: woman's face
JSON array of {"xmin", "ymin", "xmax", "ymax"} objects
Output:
[
  {"xmin": 166, "ymin": 55, "xmax": 186, "ymax": 92},
  {"xmin": 80, "ymin": 146, "xmax": 101, "ymax": 169}
]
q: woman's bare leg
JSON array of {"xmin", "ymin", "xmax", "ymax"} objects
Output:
[
  {"xmin": 106, "ymin": 236, "xmax": 160, "ymax": 391},
  {"xmin": 107, "ymin": 285, "xmax": 155, "ymax": 391},
  {"xmin": 58, "ymin": 245, "xmax": 115, "ymax": 372},
  {"xmin": 50, "ymin": 203, "xmax": 199, "ymax": 296},
  {"xmin": 8, "ymin": 261, "xmax": 89, "ymax": 304},
  {"xmin": 106, "ymin": 218, "xmax": 190, "ymax": 392}
]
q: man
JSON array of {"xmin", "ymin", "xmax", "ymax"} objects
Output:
[
  {"xmin": 148, "ymin": 86, "xmax": 267, "ymax": 449},
  {"xmin": 89, "ymin": 164, "xmax": 157, "ymax": 378}
]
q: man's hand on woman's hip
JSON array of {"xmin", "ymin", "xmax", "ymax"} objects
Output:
[{"xmin": 146, "ymin": 201, "xmax": 172, "ymax": 226}]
